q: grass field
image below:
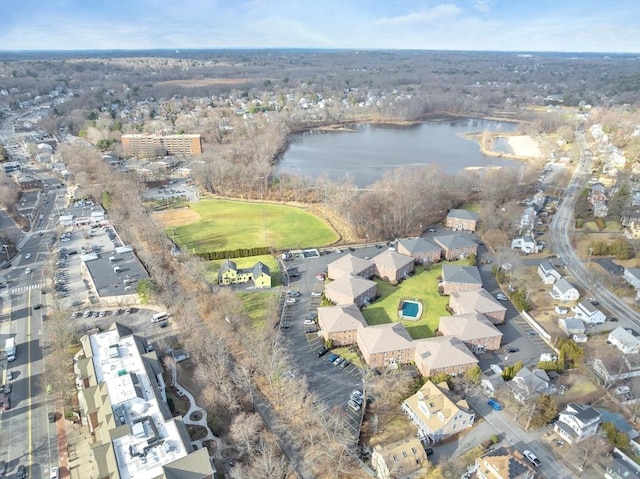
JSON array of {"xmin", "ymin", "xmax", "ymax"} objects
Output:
[
  {"xmin": 158, "ymin": 199, "xmax": 338, "ymax": 253},
  {"xmin": 362, "ymin": 264, "xmax": 456, "ymax": 339},
  {"xmin": 237, "ymin": 291, "xmax": 280, "ymax": 328}
]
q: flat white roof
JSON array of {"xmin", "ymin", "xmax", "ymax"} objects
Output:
[{"xmin": 90, "ymin": 330, "xmax": 188, "ymax": 478}]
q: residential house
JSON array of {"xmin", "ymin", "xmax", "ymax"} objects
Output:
[
  {"xmin": 594, "ymin": 202, "xmax": 609, "ymax": 218},
  {"xmin": 413, "ymin": 336, "xmax": 478, "ymax": 377},
  {"xmin": 438, "ymin": 313, "xmax": 503, "ymax": 351},
  {"xmin": 518, "ymin": 206, "xmax": 538, "ymax": 233},
  {"xmin": 558, "ymin": 317, "xmax": 586, "ymax": 336},
  {"xmin": 371, "ymin": 437, "xmax": 428, "ymax": 479},
  {"xmin": 609, "ymin": 327, "xmax": 640, "ymax": 354},
  {"xmin": 554, "ymin": 402, "xmax": 601, "ymax": 444},
  {"xmin": 594, "ymin": 355, "xmax": 640, "ymax": 385},
  {"xmin": 572, "ymin": 300, "xmax": 606, "ymax": 324},
  {"xmin": 511, "ymin": 236, "xmax": 539, "ymax": 255},
  {"xmin": 217, "ymin": 260, "xmax": 271, "ymax": 288},
  {"xmin": 549, "ymin": 278, "xmax": 580, "ymax": 302},
  {"xmin": 445, "ymin": 209, "xmax": 479, "ymax": 232},
  {"xmin": 433, "ymin": 234, "xmax": 479, "ymax": 261},
  {"xmin": 325, "ymin": 275, "xmax": 377, "ymax": 307},
  {"xmin": 481, "ymin": 374, "xmax": 506, "ymax": 396},
  {"xmin": 12, "ymin": 172, "xmax": 43, "ymax": 190},
  {"xmin": 604, "ymin": 448, "xmax": 640, "ymax": 479},
  {"xmin": 449, "ymin": 288, "xmax": 507, "ymax": 325},
  {"xmin": 589, "ymin": 183, "xmax": 607, "ymax": 205},
  {"xmin": 401, "ymin": 380, "xmax": 476, "ymax": 443},
  {"xmin": 441, "ymin": 265, "xmax": 483, "ymax": 295},
  {"xmin": 509, "ymin": 367, "xmax": 556, "ymax": 402},
  {"xmin": 621, "ymin": 208, "xmax": 640, "ymax": 228},
  {"xmin": 624, "ymin": 220, "xmax": 640, "ymax": 240},
  {"xmin": 475, "ymin": 447, "xmax": 536, "ymax": 479},
  {"xmin": 397, "ymin": 237, "xmax": 443, "ymax": 264},
  {"xmin": 317, "ymin": 304, "xmax": 367, "ymax": 346},
  {"xmin": 538, "ymin": 260, "xmax": 561, "ymax": 284},
  {"xmin": 357, "ymin": 322, "xmax": 414, "ymax": 369},
  {"xmin": 251, "ymin": 262, "xmax": 272, "ymax": 288},
  {"xmin": 623, "ymin": 268, "xmax": 640, "ymax": 290},
  {"xmin": 327, "ymin": 254, "xmax": 375, "ymax": 280},
  {"xmin": 373, "ymin": 250, "xmax": 415, "ymax": 282}
]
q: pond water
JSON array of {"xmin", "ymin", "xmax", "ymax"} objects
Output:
[{"xmin": 277, "ymin": 118, "xmax": 518, "ymax": 187}]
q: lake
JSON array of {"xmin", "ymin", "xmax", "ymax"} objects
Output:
[{"xmin": 277, "ymin": 118, "xmax": 518, "ymax": 187}]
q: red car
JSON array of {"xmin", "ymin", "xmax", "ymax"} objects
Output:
[{"xmin": 2, "ymin": 397, "xmax": 10, "ymax": 411}]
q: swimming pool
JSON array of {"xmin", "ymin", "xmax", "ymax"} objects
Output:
[{"xmin": 399, "ymin": 299, "xmax": 423, "ymax": 321}]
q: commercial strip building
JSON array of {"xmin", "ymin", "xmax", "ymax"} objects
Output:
[{"xmin": 73, "ymin": 323, "xmax": 216, "ymax": 479}]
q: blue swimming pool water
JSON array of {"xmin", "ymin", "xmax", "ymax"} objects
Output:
[{"xmin": 402, "ymin": 301, "xmax": 419, "ymax": 318}]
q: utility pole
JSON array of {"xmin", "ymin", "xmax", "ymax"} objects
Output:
[
  {"xmin": 587, "ymin": 247, "xmax": 594, "ymax": 268},
  {"xmin": 525, "ymin": 401, "xmax": 537, "ymax": 430}
]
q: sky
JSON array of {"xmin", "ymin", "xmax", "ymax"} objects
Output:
[{"xmin": 0, "ymin": 0, "xmax": 638, "ymax": 53}]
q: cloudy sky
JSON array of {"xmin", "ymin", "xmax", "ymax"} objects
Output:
[{"xmin": 0, "ymin": 0, "xmax": 638, "ymax": 52}]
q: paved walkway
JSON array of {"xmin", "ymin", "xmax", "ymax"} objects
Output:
[{"xmin": 171, "ymin": 363, "xmax": 222, "ymax": 454}]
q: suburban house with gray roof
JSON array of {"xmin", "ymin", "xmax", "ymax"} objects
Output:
[
  {"xmin": 434, "ymin": 234, "xmax": 479, "ymax": 260},
  {"xmin": 441, "ymin": 264, "xmax": 483, "ymax": 295},
  {"xmin": 609, "ymin": 327, "xmax": 640, "ymax": 354},
  {"xmin": 357, "ymin": 322, "xmax": 414, "ymax": 369},
  {"xmin": 372, "ymin": 250, "xmax": 415, "ymax": 282},
  {"xmin": 397, "ymin": 237, "xmax": 443, "ymax": 264},
  {"xmin": 594, "ymin": 355, "xmax": 640, "ymax": 385},
  {"xmin": 402, "ymin": 380, "xmax": 476, "ymax": 444},
  {"xmin": 554, "ymin": 402, "xmax": 601, "ymax": 444},
  {"xmin": 538, "ymin": 260, "xmax": 562, "ymax": 284},
  {"xmin": 558, "ymin": 317, "xmax": 586, "ymax": 336},
  {"xmin": 572, "ymin": 300, "xmax": 606, "ymax": 324},
  {"xmin": 509, "ymin": 367, "xmax": 556, "ymax": 402},
  {"xmin": 550, "ymin": 278, "xmax": 580, "ymax": 302},
  {"xmin": 325, "ymin": 275, "xmax": 377, "ymax": 307},
  {"xmin": 438, "ymin": 312, "xmax": 503, "ymax": 351},
  {"xmin": 623, "ymin": 267, "xmax": 640, "ymax": 290},
  {"xmin": 317, "ymin": 304, "xmax": 368, "ymax": 346},
  {"xmin": 413, "ymin": 336, "xmax": 478, "ymax": 377},
  {"xmin": 449, "ymin": 288, "xmax": 507, "ymax": 324},
  {"xmin": 446, "ymin": 209, "xmax": 479, "ymax": 232},
  {"xmin": 327, "ymin": 253, "xmax": 375, "ymax": 280}
]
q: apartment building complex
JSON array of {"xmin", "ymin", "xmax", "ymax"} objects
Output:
[
  {"xmin": 73, "ymin": 323, "xmax": 216, "ymax": 479},
  {"xmin": 122, "ymin": 133, "xmax": 203, "ymax": 158}
]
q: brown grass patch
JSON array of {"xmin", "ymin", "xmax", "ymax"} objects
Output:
[
  {"xmin": 156, "ymin": 78, "xmax": 253, "ymax": 88},
  {"xmin": 154, "ymin": 207, "xmax": 200, "ymax": 227}
]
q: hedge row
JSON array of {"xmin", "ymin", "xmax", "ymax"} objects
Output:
[{"xmin": 195, "ymin": 247, "xmax": 271, "ymax": 261}]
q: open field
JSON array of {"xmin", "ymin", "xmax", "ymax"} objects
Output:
[
  {"xmin": 157, "ymin": 199, "xmax": 338, "ymax": 253},
  {"xmin": 237, "ymin": 291, "xmax": 280, "ymax": 327},
  {"xmin": 362, "ymin": 263, "xmax": 458, "ymax": 339}
]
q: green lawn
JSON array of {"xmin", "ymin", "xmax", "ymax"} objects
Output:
[
  {"xmin": 362, "ymin": 264, "xmax": 460, "ymax": 340},
  {"xmin": 170, "ymin": 199, "xmax": 338, "ymax": 253},
  {"xmin": 238, "ymin": 291, "xmax": 280, "ymax": 328},
  {"xmin": 205, "ymin": 254, "xmax": 281, "ymax": 286}
]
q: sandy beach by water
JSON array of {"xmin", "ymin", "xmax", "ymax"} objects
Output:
[{"xmin": 506, "ymin": 135, "xmax": 542, "ymax": 158}]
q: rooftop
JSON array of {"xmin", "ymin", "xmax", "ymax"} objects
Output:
[{"xmin": 83, "ymin": 249, "xmax": 150, "ymax": 298}]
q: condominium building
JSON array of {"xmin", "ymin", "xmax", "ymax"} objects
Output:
[
  {"xmin": 73, "ymin": 323, "xmax": 216, "ymax": 479},
  {"xmin": 122, "ymin": 133, "xmax": 203, "ymax": 158}
]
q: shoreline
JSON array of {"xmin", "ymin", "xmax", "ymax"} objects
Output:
[{"xmin": 460, "ymin": 132, "xmax": 541, "ymax": 161}]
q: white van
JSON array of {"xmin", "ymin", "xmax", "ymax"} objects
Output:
[
  {"xmin": 151, "ymin": 312, "xmax": 169, "ymax": 323},
  {"xmin": 523, "ymin": 450, "xmax": 541, "ymax": 467}
]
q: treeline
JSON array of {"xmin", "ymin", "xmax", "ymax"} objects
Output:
[{"xmin": 196, "ymin": 247, "xmax": 270, "ymax": 261}]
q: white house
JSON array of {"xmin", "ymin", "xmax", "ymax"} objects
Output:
[
  {"xmin": 508, "ymin": 367, "xmax": 556, "ymax": 402},
  {"xmin": 623, "ymin": 268, "xmax": 640, "ymax": 290},
  {"xmin": 572, "ymin": 300, "xmax": 606, "ymax": 324},
  {"xmin": 559, "ymin": 317, "xmax": 586, "ymax": 335},
  {"xmin": 554, "ymin": 403, "xmax": 601, "ymax": 444},
  {"xmin": 609, "ymin": 327, "xmax": 640, "ymax": 355},
  {"xmin": 550, "ymin": 278, "xmax": 580, "ymax": 302},
  {"xmin": 538, "ymin": 260, "xmax": 561, "ymax": 284},
  {"xmin": 511, "ymin": 236, "xmax": 539, "ymax": 254}
]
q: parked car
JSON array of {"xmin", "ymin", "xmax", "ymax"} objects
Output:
[
  {"xmin": 286, "ymin": 297, "xmax": 297, "ymax": 304},
  {"xmin": 304, "ymin": 319, "xmax": 316, "ymax": 325},
  {"xmin": 339, "ymin": 360, "xmax": 350, "ymax": 369},
  {"xmin": 25, "ymin": 268, "xmax": 31, "ymax": 274},
  {"xmin": 496, "ymin": 293, "xmax": 508, "ymax": 301},
  {"xmin": 24, "ymin": 253, "xmax": 31, "ymax": 259},
  {"xmin": 333, "ymin": 356, "xmax": 344, "ymax": 366},
  {"xmin": 50, "ymin": 466, "xmax": 60, "ymax": 479},
  {"xmin": 2, "ymin": 397, "xmax": 10, "ymax": 411},
  {"xmin": 288, "ymin": 290, "xmax": 301, "ymax": 297},
  {"xmin": 305, "ymin": 327, "xmax": 318, "ymax": 334},
  {"xmin": 311, "ymin": 291, "xmax": 322, "ymax": 297},
  {"xmin": 523, "ymin": 450, "xmax": 541, "ymax": 467},
  {"xmin": 48, "ymin": 411, "xmax": 56, "ymax": 423},
  {"xmin": 316, "ymin": 347, "xmax": 329, "ymax": 357},
  {"xmin": 506, "ymin": 347, "xmax": 520, "ymax": 353},
  {"xmin": 16, "ymin": 465, "xmax": 26, "ymax": 479},
  {"xmin": 424, "ymin": 447, "xmax": 434, "ymax": 456},
  {"xmin": 487, "ymin": 398, "xmax": 503, "ymax": 411},
  {"xmin": 610, "ymin": 317, "xmax": 619, "ymax": 322},
  {"xmin": 0, "ymin": 460, "xmax": 6, "ymax": 475},
  {"xmin": 279, "ymin": 324, "xmax": 291, "ymax": 330},
  {"xmin": 315, "ymin": 273, "xmax": 326, "ymax": 281},
  {"xmin": 527, "ymin": 331, "xmax": 538, "ymax": 336},
  {"xmin": 327, "ymin": 353, "xmax": 338, "ymax": 363},
  {"xmin": 33, "ymin": 304, "xmax": 42, "ymax": 310},
  {"xmin": 347, "ymin": 399, "xmax": 361, "ymax": 412}
]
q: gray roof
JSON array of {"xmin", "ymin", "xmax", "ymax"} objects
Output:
[
  {"xmin": 539, "ymin": 260, "xmax": 557, "ymax": 275},
  {"xmin": 413, "ymin": 336, "xmax": 477, "ymax": 371},
  {"xmin": 447, "ymin": 209, "xmax": 479, "ymax": 221},
  {"xmin": 163, "ymin": 447, "xmax": 216, "ymax": 479},
  {"xmin": 397, "ymin": 237, "xmax": 442, "ymax": 254},
  {"xmin": 328, "ymin": 253, "xmax": 374, "ymax": 277},
  {"xmin": 565, "ymin": 402, "xmax": 602, "ymax": 424},
  {"xmin": 219, "ymin": 259, "xmax": 237, "ymax": 274},
  {"xmin": 318, "ymin": 304, "xmax": 368, "ymax": 333},
  {"xmin": 357, "ymin": 322, "xmax": 413, "ymax": 354},
  {"xmin": 83, "ymin": 249, "xmax": 150, "ymax": 298},
  {"xmin": 560, "ymin": 317, "xmax": 586, "ymax": 333},
  {"xmin": 252, "ymin": 261, "xmax": 270, "ymax": 278},
  {"xmin": 442, "ymin": 264, "xmax": 482, "ymax": 285},
  {"xmin": 434, "ymin": 234, "xmax": 478, "ymax": 250},
  {"xmin": 439, "ymin": 313, "xmax": 503, "ymax": 342},
  {"xmin": 326, "ymin": 274, "xmax": 377, "ymax": 299},
  {"xmin": 450, "ymin": 288, "xmax": 506, "ymax": 315},
  {"xmin": 372, "ymin": 250, "xmax": 414, "ymax": 271},
  {"xmin": 553, "ymin": 278, "xmax": 577, "ymax": 295},
  {"xmin": 575, "ymin": 300, "xmax": 600, "ymax": 316},
  {"xmin": 626, "ymin": 267, "xmax": 640, "ymax": 281}
]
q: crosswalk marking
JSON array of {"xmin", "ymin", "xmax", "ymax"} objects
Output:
[{"xmin": 10, "ymin": 283, "xmax": 45, "ymax": 294}]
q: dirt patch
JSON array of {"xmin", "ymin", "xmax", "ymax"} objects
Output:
[
  {"xmin": 154, "ymin": 207, "xmax": 200, "ymax": 227},
  {"xmin": 156, "ymin": 78, "xmax": 253, "ymax": 88},
  {"xmin": 187, "ymin": 424, "xmax": 208, "ymax": 441}
]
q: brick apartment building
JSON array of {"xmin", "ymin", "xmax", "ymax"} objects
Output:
[{"xmin": 122, "ymin": 133, "xmax": 203, "ymax": 158}]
